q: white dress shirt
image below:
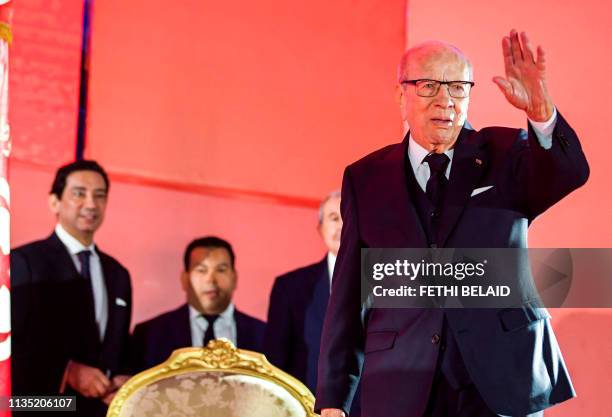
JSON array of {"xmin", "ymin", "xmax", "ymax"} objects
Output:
[
  {"xmin": 327, "ymin": 251, "xmax": 337, "ymax": 292},
  {"xmin": 189, "ymin": 302, "xmax": 237, "ymax": 346},
  {"xmin": 407, "ymin": 109, "xmax": 558, "ymax": 190},
  {"xmin": 55, "ymin": 224, "xmax": 108, "ymax": 341}
]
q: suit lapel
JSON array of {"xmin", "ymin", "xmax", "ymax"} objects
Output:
[
  {"xmin": 46, "ymin": 233, "xmax": 81, "ymax": 281},
  {"xmin": 98, "ymin": 250, "xmax": 114, "ymax": 345},
  {"xmin": 437, "ymin": 127, "xmax": 487, "ymax": 247},
  {"xmin": 382, "ymin": 136, "xmax": 428, "ymax": 246},
  {"xmin": 48, "ymin": 232, "xmax": 97, "ymax": 326},
  {"xmin": 234, "ymin": 310, "xmax": 248, "ymax": 348},
  {"xmin": 48, "ymin": 233, "xmax": 101, "ymax": 363},
  {"xmin": 177, "ymin": 304, "xmax": 192, "ymax": 347}
]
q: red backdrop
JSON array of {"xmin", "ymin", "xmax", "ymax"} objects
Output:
[
  {"xmin": 0, "ymin": 3, "xmax": 11, "ymax": 415},
  {"xmin": 6, "ymin": 1, "xmax": 612, "ymax": 415}
]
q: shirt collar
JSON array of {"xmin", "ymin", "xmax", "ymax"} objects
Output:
[
  {"xmin": 408, "ymin": 133, "xmax": 454, "ymax": 171},
  {"xmin": 55, "ymin": 223, "xmax": 97, "ymax": 256},
  {"xmin": 189, "ymin": 302, "xmax": 235, "ymax": 321}
]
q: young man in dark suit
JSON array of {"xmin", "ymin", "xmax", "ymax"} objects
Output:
[
  {"xmin": 11, "ymin": 160, "xmax": 133, "ymax": 417},
  {"xmin": 316, "ymin": 31, "xmax": 589, "ymax": 417},
  {"xmin": 130, "ymin": 236, "xmax": 265, "ymax": 373}
]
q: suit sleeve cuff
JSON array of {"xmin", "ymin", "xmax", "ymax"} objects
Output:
[{"xmin": 528, "ymin": 106, "xmax": 557, "ymax": 150}]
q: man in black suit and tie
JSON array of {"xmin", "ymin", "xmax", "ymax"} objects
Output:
[
  {"xmin": 11, "ymin": 160, "xmax": 133, "ymax": 416},
  {"xmin": 265, "ymin": 191, "xmax": 342, "ymax": 392},
  {"xmin": 130, "ymin": 236, "xmax": 265, "ymax": 373},
  {"xmin": 316, "ymin": 31, "xmax": 589, "ymax": 417}
]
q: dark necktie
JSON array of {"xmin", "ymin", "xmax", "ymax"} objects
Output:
[
  {"xmin": 202, "ymin": 314, "xmax": 220, "ymax": 347},
  {"xmin": 77, "ymin": 250, "xmax": 92, "ymax": 280},
  {"xmin": 77, "ymin": 250, "xmax": 98, "ymax": 323},
  {"xmin": 424, "ymin": 152, "xmax": 450, "ymax": 207}
]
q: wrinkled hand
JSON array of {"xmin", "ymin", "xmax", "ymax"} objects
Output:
[
  {"xmin": 493, "ymin": 30, "xmax": 554, "ymax": 121},
  {"xmin": 102, "ymin": 375, "xmax": 131, "ymax": 405},
  {"xmin": 66, "ymin": 361, "xmax": 111, "ymax": 398},
  {"xmin": 321, "ymin": 408, "xmax": 346, "ymax": 417}
]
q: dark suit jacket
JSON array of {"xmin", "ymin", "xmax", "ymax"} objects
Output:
[
  {"xmin": 10, "ymin": 232, "xmax": 132, "ymax": 417},
  {"xmin": 130, "ymin": 303, "xmax": 266, "ymax": 373},
  {"xmin": 315, "ymin": 113, "xmax": 589, "ymax": 417},
  {"xmin": 265, "ymin": 257, "xmax": 330, "ymax": 393}
]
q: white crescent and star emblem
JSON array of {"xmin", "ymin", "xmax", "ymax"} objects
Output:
[{"xmin": 0, "ymin": 285, "xmax": 10, "ymax": 362}]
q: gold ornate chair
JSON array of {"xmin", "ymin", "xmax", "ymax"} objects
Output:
[{"xmin": 107, "ymin": 339, "xmax": 318, "ymax": 417}]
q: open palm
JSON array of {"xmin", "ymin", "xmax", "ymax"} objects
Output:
[{"xmin": 493, "ymin": 30, "xmax": 554, "ymax": 122}]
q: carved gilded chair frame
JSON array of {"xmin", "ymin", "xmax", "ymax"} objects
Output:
[{"xmin": 107, "ymin": 338, "xmax": 318, "ymax": 417}]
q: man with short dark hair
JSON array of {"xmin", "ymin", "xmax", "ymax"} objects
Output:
[
  {"xmin": 316, "ymin": 31, "xmax": 589, "ymax": 417},
  {"xmin": 11, "ymin": 160, "xmax": 132, "ymax": 417},
  {"xmin": 130, "ymin": 236, "xmax": 265, "ymax": 373}
]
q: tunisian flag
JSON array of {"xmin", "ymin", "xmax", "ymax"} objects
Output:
[{"xmin": 0, "ymin": 2, "xmax": 11, "ymax": 416}]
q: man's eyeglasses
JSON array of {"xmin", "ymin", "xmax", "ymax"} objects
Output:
[{"xmin": 400, "ymin": 79, "xmax": 475, "ymax": 98}]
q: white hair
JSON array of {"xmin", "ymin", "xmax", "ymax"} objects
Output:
[
  {"xmin": 318, "ymin": 190, "xmax": 341, "ymax": 224},
  {"xmin": 397, "ymin": 40, "xmax": 473, "ymax": 82}
]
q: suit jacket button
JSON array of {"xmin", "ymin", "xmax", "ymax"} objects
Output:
[
  {"xmin": 431, "ymin": 210, "xmax": 440, "ymax": 219},
  {"xmin": 431, "ymin": 334, "xmax": 441, "ymax": 344}
]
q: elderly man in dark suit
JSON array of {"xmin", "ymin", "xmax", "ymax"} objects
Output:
[
  {"xmin": 316, "ymin": 31, "xmax": 589, "ymax": 417},
  {"xmin": 265, "ymin": 192, "xmax": 342, "ymax": 391},
  {"xmin": 265, "ymin": 192, "xmax": 362, "ymax": 415},
  {"xmin": 11, "ymin": 160, "xmax": 132, "ymax": 417},
  {"xmin": 130, "ymin": 236, "xmax": 265, "ymax": 373}
]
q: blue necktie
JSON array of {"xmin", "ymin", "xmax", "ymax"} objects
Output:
[{"xmin": 77, "ymin": 250, "xmax": 92, "ymax": 280}]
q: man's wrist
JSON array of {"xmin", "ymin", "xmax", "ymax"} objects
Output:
[
  {"xmin": 529, "ymin": 106, "xmax": 557, "ymax": 134},
  {"xmin": 527, "ymin": 99, "xmax": 554, "ymax": 122},
  {"xmin": 321, "ymin": 408, "xmax": 346, "ymax": 417}
]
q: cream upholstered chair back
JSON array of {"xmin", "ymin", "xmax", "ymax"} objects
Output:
[{"xmin": 107, "ymin": 339, "xmax": 318, "ymax": 417}]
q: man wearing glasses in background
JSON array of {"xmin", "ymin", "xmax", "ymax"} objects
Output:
[{"xmin": 315, "ymin": 31, "xmax": 589, "ymax": 417}]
